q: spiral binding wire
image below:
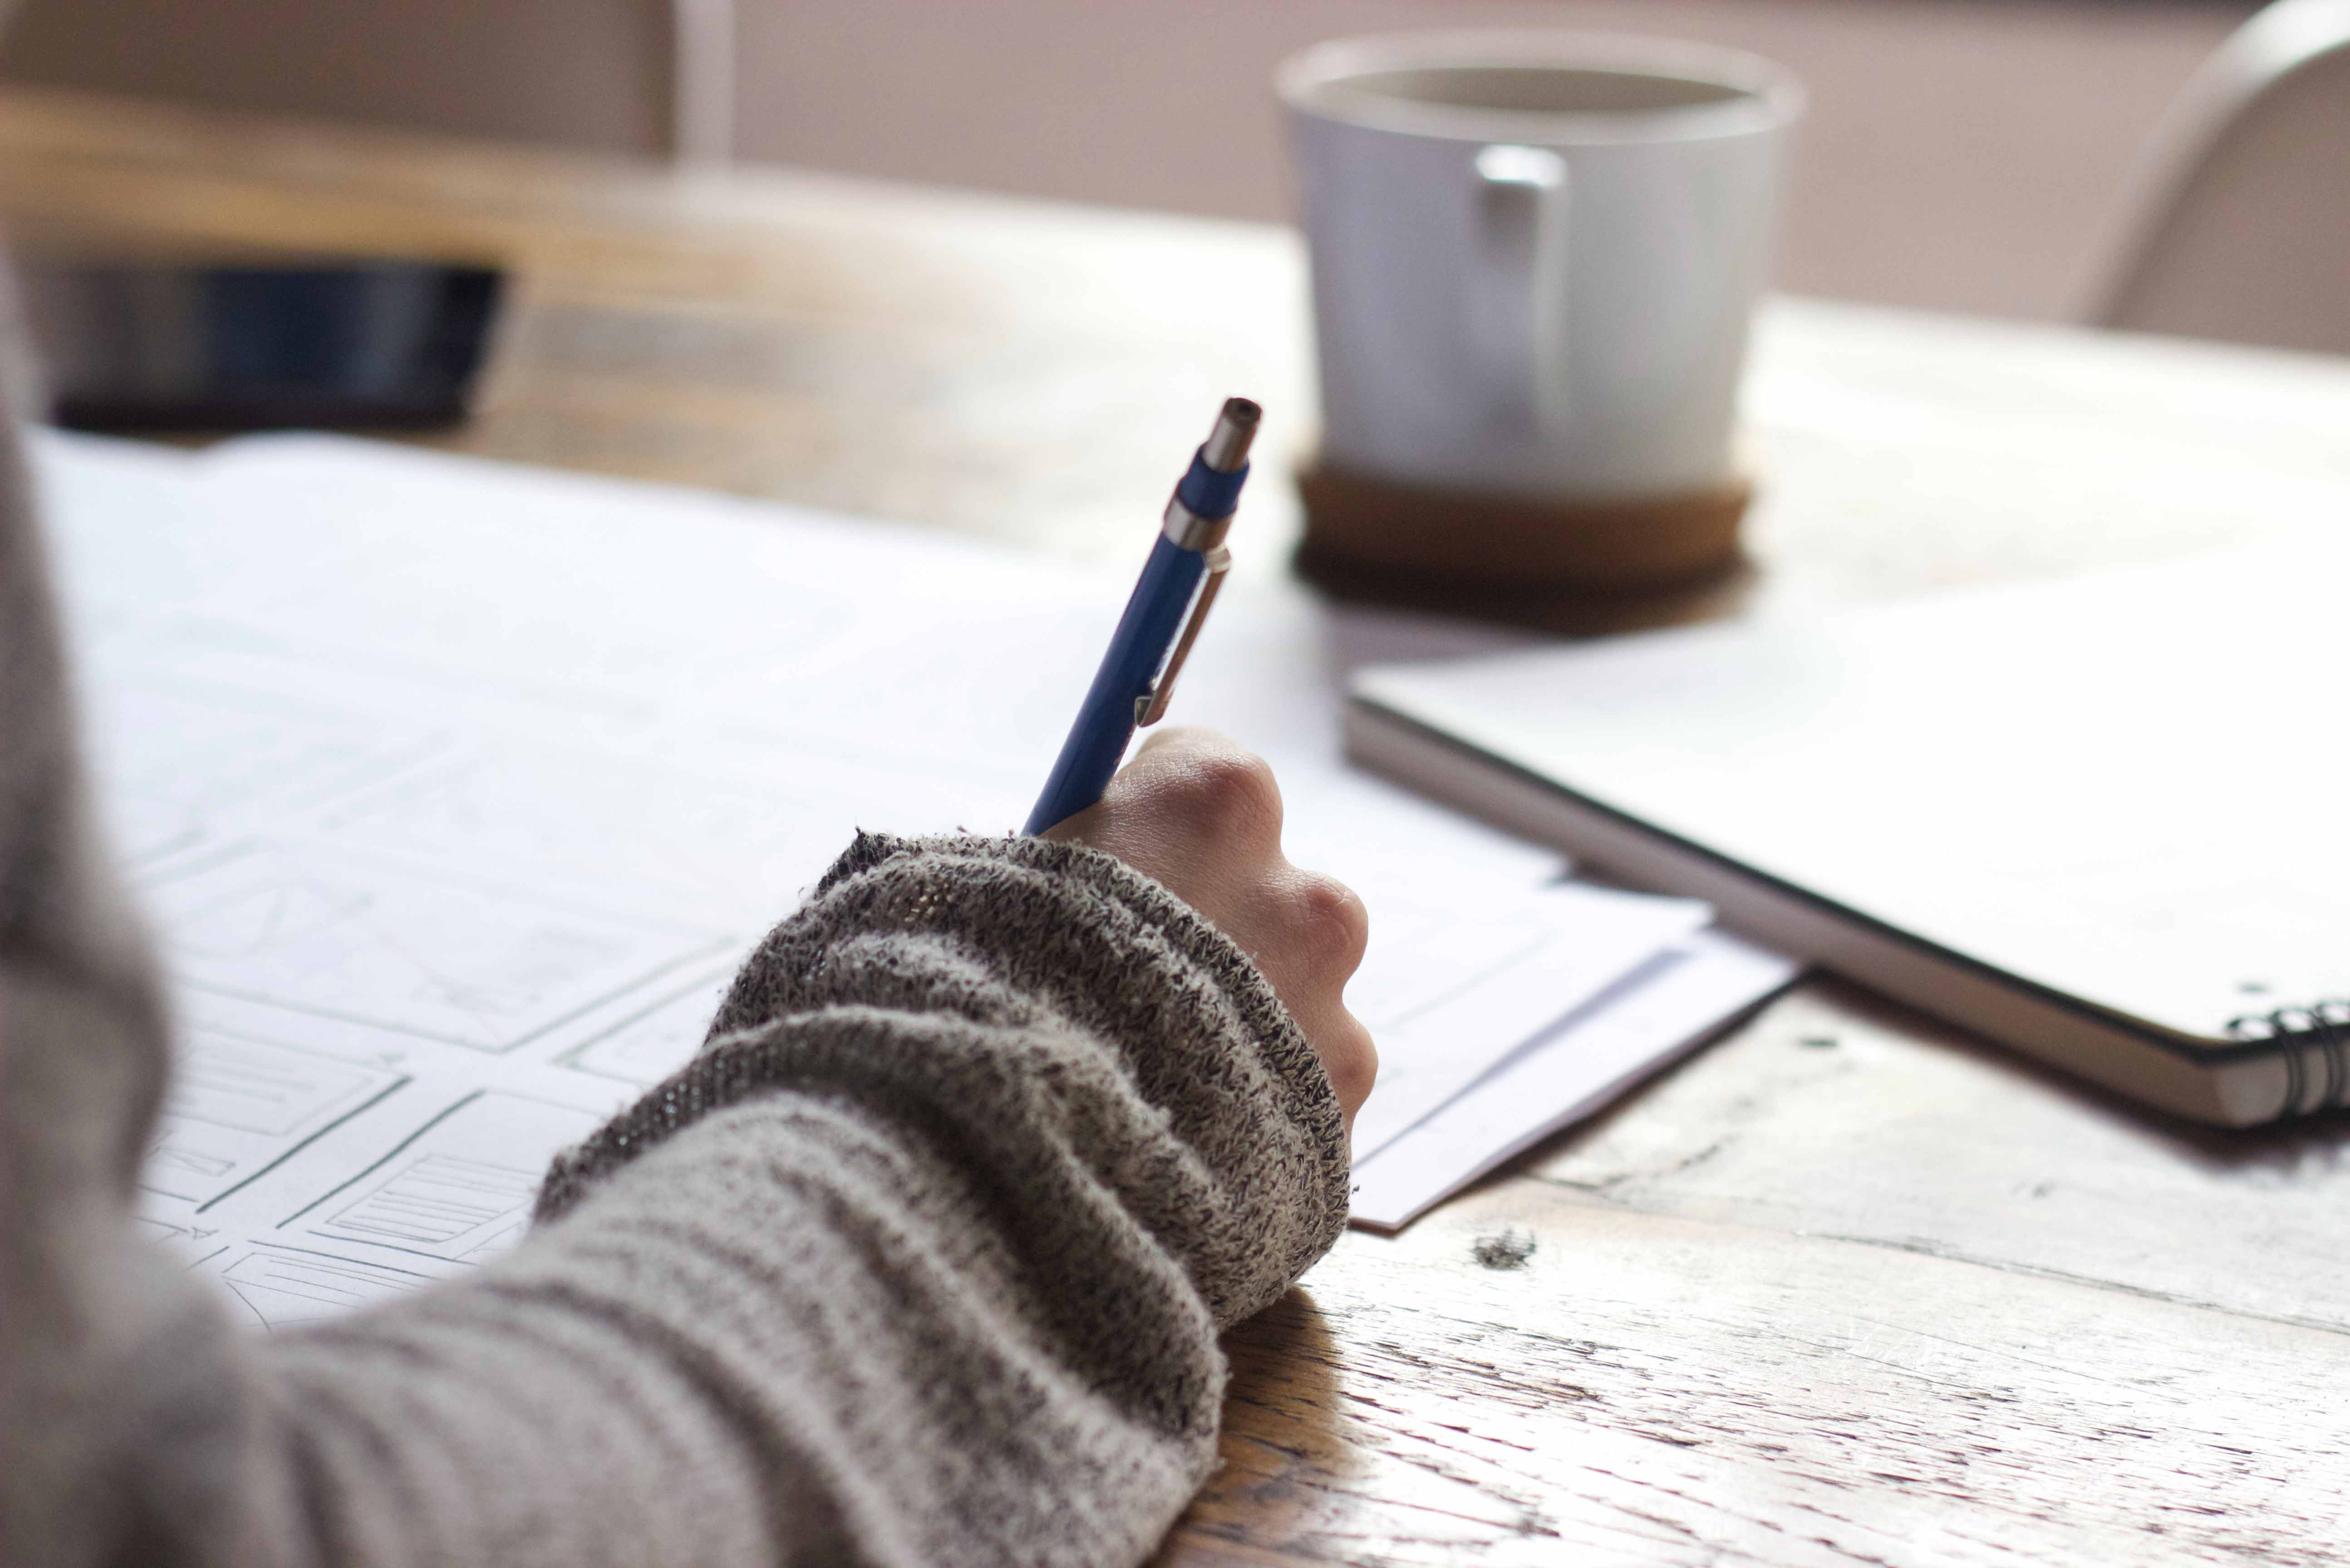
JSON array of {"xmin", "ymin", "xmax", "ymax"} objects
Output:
[{"xmin": 2226, "ymin": 999, "xmax": 2350, "ymax": 1114}]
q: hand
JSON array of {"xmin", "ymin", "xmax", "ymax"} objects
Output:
[{"xmin": 1042, "ymin": 727, "xmax": 1377, "ymax": 1132}]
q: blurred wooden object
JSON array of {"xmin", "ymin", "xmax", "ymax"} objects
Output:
[
  {"xmin": 1294, "ymin": 456, "xmax": 1752, "ymax": 600},
  {"xmin": 3, "ymin": 88, "xmax": 2349, "ymax": 1566},
  {"xmin": 2091, "ymin": 0, "xmax": 2350, "ymax": 353}
]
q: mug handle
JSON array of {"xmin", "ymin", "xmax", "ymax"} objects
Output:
[{"xmin": 1468, "ymin": 144, "xmax": 1568, "ymax": 434}]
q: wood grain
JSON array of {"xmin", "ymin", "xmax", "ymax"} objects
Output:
[
  {"xmin": 4, "ymin": 87, "xmax": 2346, "ymax": 1565},
  {"xmin": 1181, "ymin": 987, "xmax": 2350, "ymax": 1564}
]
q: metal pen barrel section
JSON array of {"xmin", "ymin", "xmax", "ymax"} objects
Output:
[
  {"xmin": 1167, "ymin": 399, "xmax": 1260, "ymax": 549},
  {"xmin": 1201, "ymin": 397, "xmax": 1261, "ymax": 473}
]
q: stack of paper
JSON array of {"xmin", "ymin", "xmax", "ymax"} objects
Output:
[
  {"xmin": 1346, "ymin": 931, "xmax": 1794, "ymax": 1228},
  {"xmin": 36, "ymin": 431, "xmax": 1795, "ymax": 1324}
]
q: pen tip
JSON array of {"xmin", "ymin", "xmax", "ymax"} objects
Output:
[{"xmin": 1203, "ymin": 397, "xmax": 1261, "ymax": 473}]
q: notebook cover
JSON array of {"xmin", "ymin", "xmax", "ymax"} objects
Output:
[{"xmin": 1349, "ymin": 530, "xmax": 2350, "ymax": 1053}]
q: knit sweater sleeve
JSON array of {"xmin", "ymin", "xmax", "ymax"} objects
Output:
[
  {"xmin": 269, "ymin": 831, "xmax": 1351, "ymax": 1568},
  {"xmin": 0, "ymin": 417, "xmax": 1351, "ymax": 1563}
]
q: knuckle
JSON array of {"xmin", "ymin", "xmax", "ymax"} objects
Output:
[
  {"xmin": 1169, "ymin": 749, "xmax": 1282, "ymax": 838},
  {"xmin": 1290, "ymin": 873, "xmax": 1370, "ymax": 972},
  {"xmin": 1323, "ymin": 1017, "xmax": 1379, "ymax": 1107}
]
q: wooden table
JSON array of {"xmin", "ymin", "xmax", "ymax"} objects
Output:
[{"xmin": 6, "ymin": 88, "xmax": 2349, "ymax": 1566}]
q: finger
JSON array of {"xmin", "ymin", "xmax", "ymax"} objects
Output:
[
  {"xmin": 1234, "ymin": 867, "xmax": 1367, "ymax": 1019},
  {"xmin": 1286, "ymin": 869, "xmax": 1370, "ymax": 985},
  {"xmin": 1035, "ymin": 789, "xmax": 1111, "ymax": 845},
  {"xmin": 1119, "ymin": 739, "xmax": 1284, "ymax": 855},
  {"xmin": 1289, "ymin": 1000, "xmax": 1378, "ymax": 1127},
  {"xmin": 1040, "ymin": 729, "xmax": 1251, "ymax": 845},
  {"xmin": 1133, "ymin": 724, "xmax": 1229, "ymax": 759},
  {"xmin": 1330, "ymin": 1012, "xmax": 1378, "ymax": 1125}
]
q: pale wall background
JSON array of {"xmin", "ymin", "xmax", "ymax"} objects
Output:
[{"xmin": 0, "ymin": 0, "xmax": 2255, "ymax": 320}]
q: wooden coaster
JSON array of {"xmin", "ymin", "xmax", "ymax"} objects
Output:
[{"xmin": 1295, "ymin": 455, "xmax": 1753, "ymax": 597}]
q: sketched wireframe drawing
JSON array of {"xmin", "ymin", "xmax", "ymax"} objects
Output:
[
  {"xmin": 289, "ymin": 1092, "xmax": 605, "ymax": 1268},
  {"xmin": 143, "ymin": 844, "xmax": 730, "ymax": 1052},
  {"xmin": 219, "ymin": 1247, "xmax": 430, "ymax": 1331},
  {"xmin": 140, "ymin": 1031, "xmax": 407, "ymax": 1205},
  {"xmin": 561, "ymin": 969, "xmax": 737, "ymax": 1087}
]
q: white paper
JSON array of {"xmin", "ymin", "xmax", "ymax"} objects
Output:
[
  {"xmin": 1349, "ymin": 931, "xmax": 1801, "ymax": 1230},
  {"xmin": 1344, "ymin": 884, "xmax": 1713, "ymax": 1161},
  {"xmin": 29, "ymin": 427, "xmax": 1765, "ymax": 1307}
]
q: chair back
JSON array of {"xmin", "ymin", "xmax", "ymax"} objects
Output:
[
  {"xmin": 2092, "ymin": 0, "xmax": 2350, "ymax": 354},
  {"xmin": 0, "ymin": 0, "xmax": 731, "ymax": 163}
]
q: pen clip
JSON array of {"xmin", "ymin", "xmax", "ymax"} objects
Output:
[{"xmin": 1135, "ymin": 545, "xmax": 1230, "ymax": 727}]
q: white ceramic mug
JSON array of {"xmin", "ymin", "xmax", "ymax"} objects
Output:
[{"xmin": 1280, "ymin": 33, "xmax": 1803, "ymax": 502}]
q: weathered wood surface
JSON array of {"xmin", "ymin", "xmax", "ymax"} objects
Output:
[
  {"xmin": 1191, "ymin": 986, "xmax": 2350, "ymax": 1564},
  {"xmin": 2, "ymin": 88, "xmax": 2346, "ymax": 1565}
]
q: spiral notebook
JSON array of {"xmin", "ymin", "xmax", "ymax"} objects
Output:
[{"xmin": 1348, "ymin": 528, "xmax": 2350, "ymax": 1127}]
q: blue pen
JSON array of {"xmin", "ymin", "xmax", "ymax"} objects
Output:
[{"xmin": 1022, "ymin": 397, "xmax": 1260, "ymax": 835}]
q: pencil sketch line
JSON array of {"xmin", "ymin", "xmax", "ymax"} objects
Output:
[
  {"xmin": 559, "ymin": 966, "xmax": 737, "ymax": 1063},
  {"xmin": 196, "ymin": 1076, "xmax": 410, "ymax": 1215},
  {"xmin": 247, "ymin": 1240, "xmax": 436, "ymax": 1281},
  {"xmin": 275, "ymin": 1091, "xmax": 484, "ymax": 1229},
  {"xmin": 501, "ymin": 938, "xmax": 741, "ymax": 1055},
  {"xmin": 177, "ymin": 982, "xmax": 497, "ymax": 1050}
]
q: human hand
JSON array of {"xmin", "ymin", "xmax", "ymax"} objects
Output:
[{"xmin": 1041, "ymin": 727, "xmax": 1377, "ymax": 1132}]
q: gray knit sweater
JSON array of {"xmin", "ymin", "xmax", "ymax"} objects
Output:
[{"xmin": 0, "ymin": 412, "xmax": 1351, "ymax": 1565}]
